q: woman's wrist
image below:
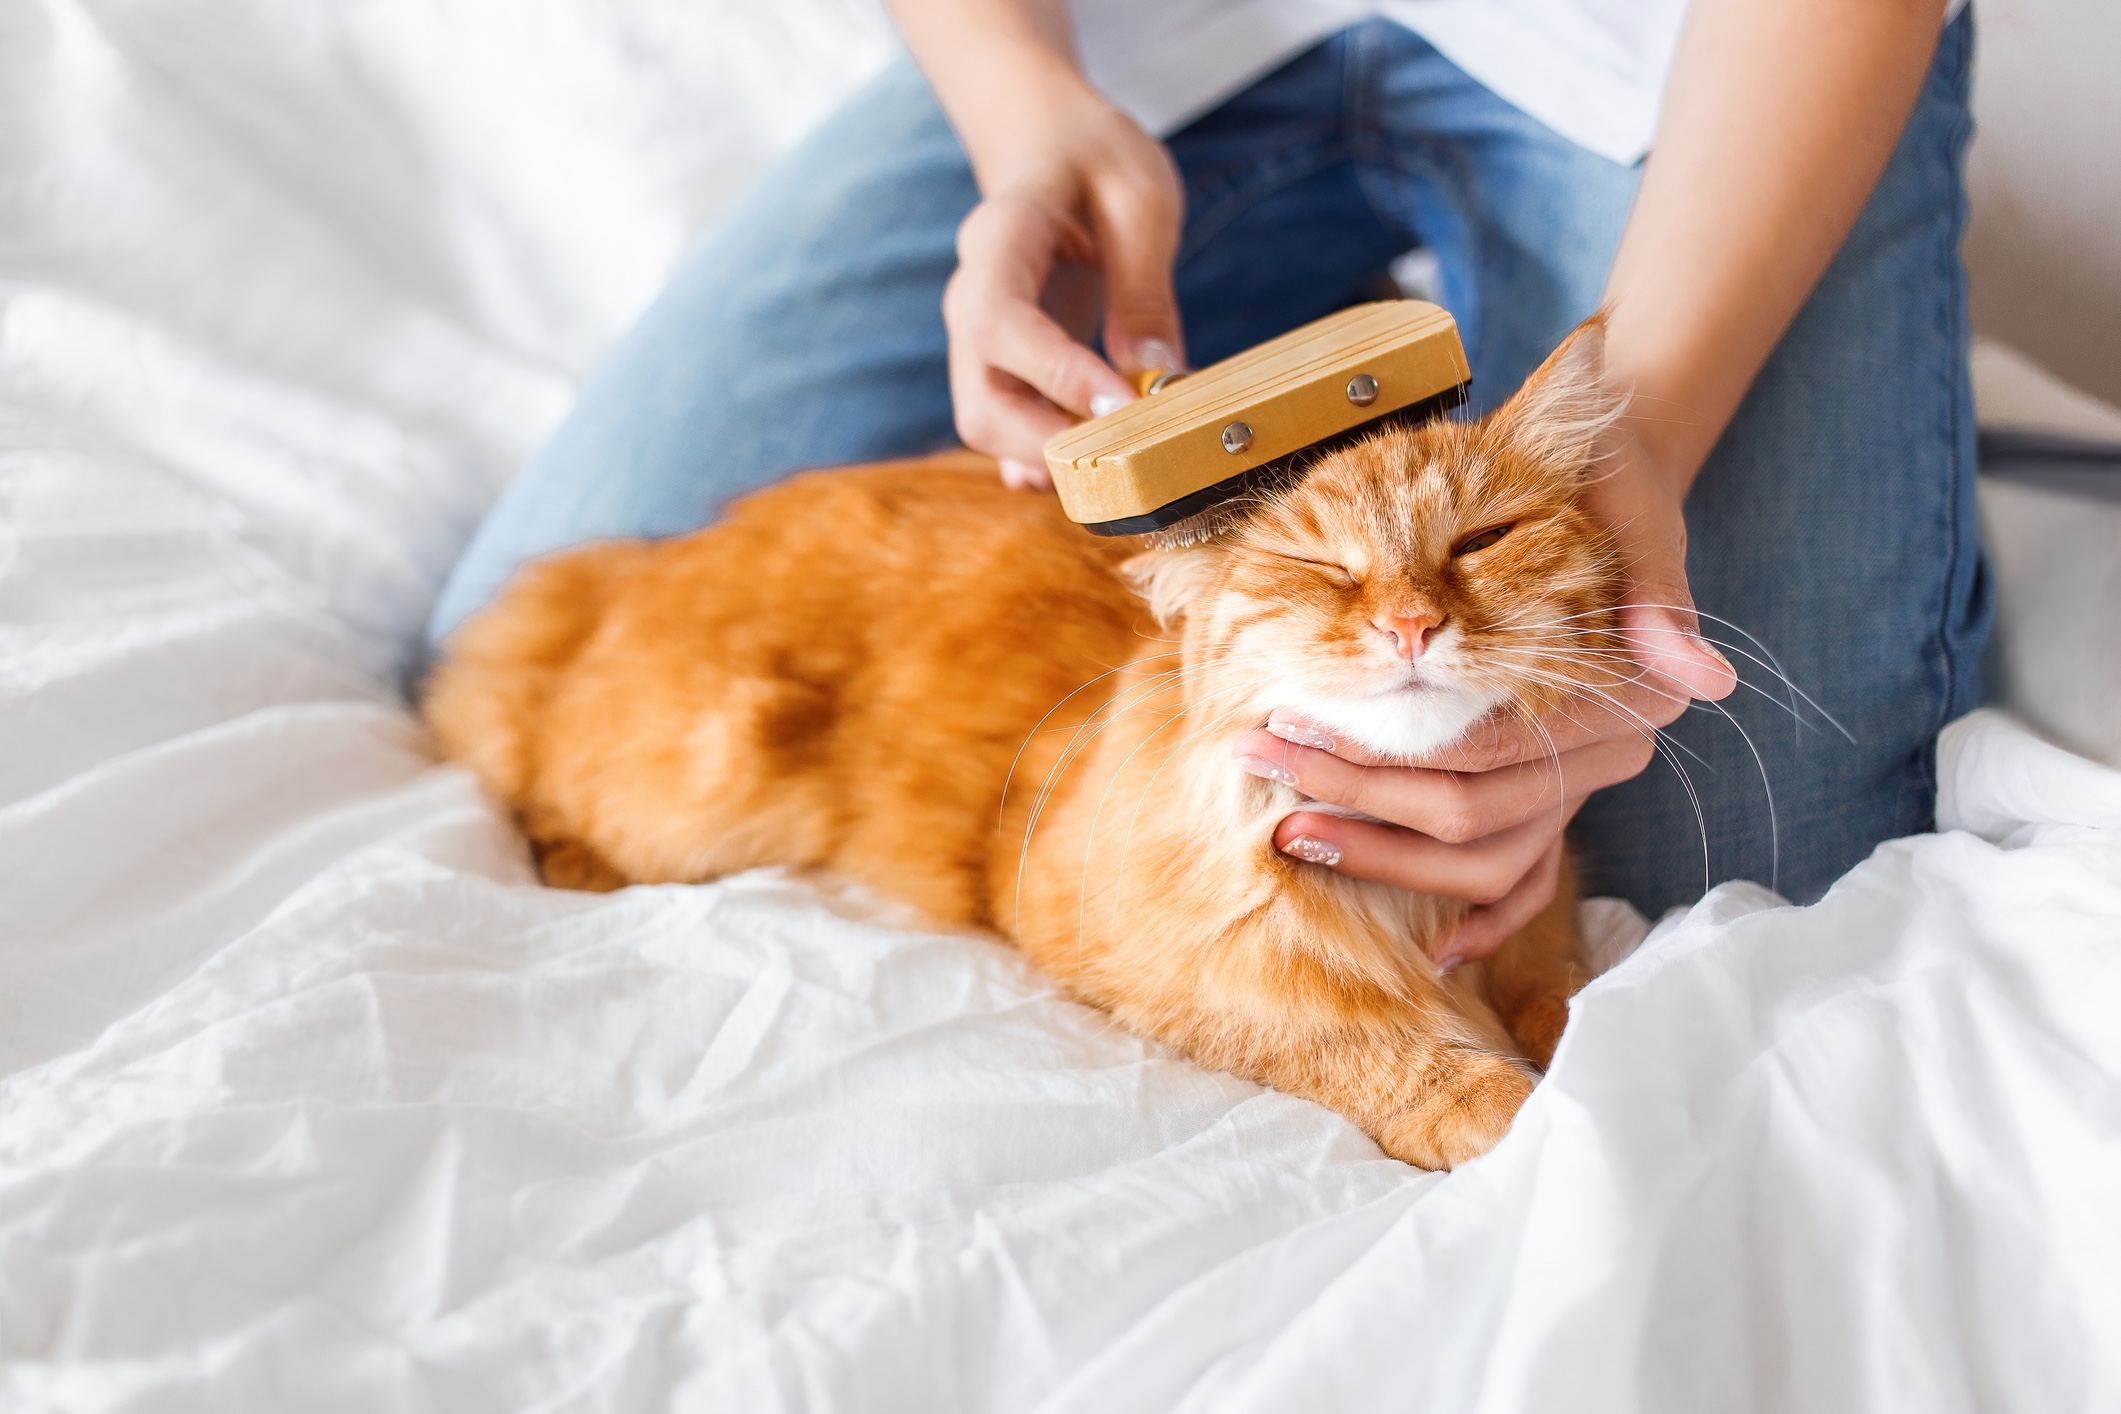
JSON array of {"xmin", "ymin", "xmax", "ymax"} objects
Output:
[
  {"xmin": 1596, "ymin": 0, "xmax": 1943, "ymax": 500},
  {"xmin": 1600, "ymin": 337, "xmax": 1725, "ymax": 499},
  {"xmin": 955, "ymin": 63, "xmax": 1115, "ymax": 192},
  {"xmin": 1612, "ymin": 409, "xmax": 1705, "ymax": 499},
  {"xmin": 886, "ymin": 0, "xmax": 1100, "ymax": 192}
]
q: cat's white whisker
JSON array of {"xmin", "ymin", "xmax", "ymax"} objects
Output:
[
  {"xmin": 1001, "ymin": 650, "xmax": 1190, "ymax": 816},
  {"xmin": 1108, "ymin": 697, "xmax": 1265, "ymax": 935},
  {"xmin": 1013, "ymin": 664, "xmax": 1198, "ymax": 931},
  {"xmin": 1017, "ymin": 655, "xmax": 1271, "ymax": 934},
  {"xmin": 1473, "ymin": 659, "xmax": 1716, "ymax": 889},
  {"xmin": 1072, "ymin": 678, "xmax": 1269, "ymax": 964},
  {"xmin": 1484, "ymin": 603, "xmax": 1850, "ymax": 744}
]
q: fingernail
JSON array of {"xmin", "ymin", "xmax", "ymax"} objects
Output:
[
  {"xmin": 1281, "ymin": 836, "xmax": 1342, "ymax": 867},
  {"xmin": 1089, "ymin": 393, "xmax": 1128, "ymax": 418},
  {"xmin": 1434, "ymin": 953, "xmax": 1463, "ymax": 975},
  {"xmin": 999, "ymin": 458, "xmax": 1047, "ymax": 489},
  {"xmin": 1690, "ymin": 633, "xmax": 1734, "ymax": 674},
  {"xmin": 1136, "ymin": 338, "xmax": 1183, "ymax": 373},
  {"xmin": 1233, "ymin": 754, "xmax": 1297, "ymax": 786},
  {"xmin": 1266, "ymin": 721, "xmax": 1337, "ymax": 752}
]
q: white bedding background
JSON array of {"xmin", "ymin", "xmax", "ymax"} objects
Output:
[{"xmin": 3, "ymin": 2, "xmax": 2119, "ymax": 1410}]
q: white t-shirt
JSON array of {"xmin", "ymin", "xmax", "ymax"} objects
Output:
[
  {"xmin": 1069, "ymin": 0, "xmax": 1688, "ymax": 167},
  {"xmin": 1070, "ymin": 0, "xmax": 1964, "ymax": 168}
]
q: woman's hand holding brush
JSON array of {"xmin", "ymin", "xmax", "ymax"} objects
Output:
[{"xmin": 887, "ymin": 0, "xmax": 1191, "ymax": 489}]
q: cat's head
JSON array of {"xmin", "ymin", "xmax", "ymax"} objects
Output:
[{"xmin": 1124, "ymin": 318, "xmax": 1627, "ymax": 760}]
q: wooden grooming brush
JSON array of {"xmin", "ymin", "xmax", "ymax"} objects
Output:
[{"xmin": 1044, "ymin": 300, "xmax": 1471, "ymax": 546}]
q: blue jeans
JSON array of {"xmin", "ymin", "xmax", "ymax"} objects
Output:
[{"xmin": 428, "ymin": 19, "xmax": 1989, "ymax": 918}]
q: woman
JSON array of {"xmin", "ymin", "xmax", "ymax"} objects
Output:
[{"xmin": 427, "ymin": 0, "xmax": 1989, "ymax": 961}]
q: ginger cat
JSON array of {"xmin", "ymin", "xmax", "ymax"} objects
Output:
[{"xmin": 424, "ymin": 321, "xmax": 1627, "ymax": 1169}]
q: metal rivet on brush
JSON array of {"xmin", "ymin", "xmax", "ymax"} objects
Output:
[
  {"xmin": 1221, "ymin": 421, "xmax": 1253, "ymax": 454},
  {"xmin": 1346, "ymin": 373, "xmax": 1379, "ymax": 406}
]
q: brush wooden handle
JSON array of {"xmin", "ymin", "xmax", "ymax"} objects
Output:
[{"xmin": 1045, "ymin": 301, "xmax": 1472, "ymax": 535}]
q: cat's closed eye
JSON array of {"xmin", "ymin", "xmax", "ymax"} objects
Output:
[
  {"xmin": 1280, "ymin": 553, "xmax": 1357, "ymax": 586},
  {"xmin": 1453, "ymin": 525, "xmax": 1511, "ymax": 557}
]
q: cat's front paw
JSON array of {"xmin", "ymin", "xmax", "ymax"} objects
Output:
[{"xmin": 1378, "ymin": 1050, "xmax": 1535, "ymax": 1170}]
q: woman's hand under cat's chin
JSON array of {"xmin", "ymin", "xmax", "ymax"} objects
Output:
[
  {"xmin": 1232, "ymin": 716, "xmax": 1624, "ymax": 968},
  {"xmin": 1229, "ymin": 421, "xmax": 1740, "ymax": 968}
]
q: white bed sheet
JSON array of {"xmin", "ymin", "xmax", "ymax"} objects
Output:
[{"xmin": 4, "ymin": 3, "xmax": 2119, "ymax": 1409}]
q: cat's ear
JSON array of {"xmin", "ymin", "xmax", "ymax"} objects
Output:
[
  {"xmin": 1490, "ymin": 315, "xmax": 1626, "ymax": 474},
  {"xmin": 1120, "ymin": 545, "xmax": 1224, "ymax": 626}
]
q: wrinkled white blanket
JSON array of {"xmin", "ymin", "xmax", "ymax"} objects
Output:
[{"xmin": 4, "ymin": 3, "xmax": 2119, "ymax": 1410}]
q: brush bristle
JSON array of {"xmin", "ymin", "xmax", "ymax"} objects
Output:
[
  {"xmin": 1138, "ymin": 505, "xmax": 1244, "ymax": 550},
  {"xmin": 1135, "ymin": 475, "xmax": 1304, "ymax": 549}
]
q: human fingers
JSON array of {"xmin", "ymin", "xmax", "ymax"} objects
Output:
[
  {"xmin": 1081, "ymin": 152, "xmax": 1187, "ymax": 377},
  {"xmin": 1393, "ymin": 673, "xmax": 1692, "ymax": 772},
  {"xmin": 997, "ymin": 454, "xmax": 1053, "ymax": 491},
  {"xmin": 1430, "ymin": 836, "xmax": 1567, "ymax": 972},
  {"xmin": 1238, "ymin": 720, "xmax": 1653, "ymax": 829},
  {"xmin": 946, "ymin": 196, "xmax": 1135, "ymax": 439},
  {"xmin": 1269, "ymin": 803, "xmax": 1565, "ymax": 907},
  {"xmin": 1584, "ymin": 426, "xmax": 1737, "ymax": 704},
  {"xmin": 1614, "ymin": 603, "xmax": 1737, "ymax": 705},
  {"xmin": 945, "ymin": 315, "xmax": 1079, "ymax": 475}
]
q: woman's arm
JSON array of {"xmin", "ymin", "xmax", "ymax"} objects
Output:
[
  {"xmin": 1605, "ymin": 0, "xmax": 1948, "ymax": 491},
  {"xmin": 883, "ymin": 0, "xmax": 1188, "ymax": 487},
  {"xmin": 1250, "ymin": 0, "xmax": 1947, "ymax": 965}
]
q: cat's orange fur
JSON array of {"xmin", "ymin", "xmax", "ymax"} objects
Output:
[{"xmin": 425, "ymin": 321, "xmax": 1628, "ymax": 1169}]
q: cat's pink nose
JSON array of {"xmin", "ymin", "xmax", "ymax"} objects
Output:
[{"xmin": 1376, "ymin": 611, "xmax": 1442, "ymax": 661}]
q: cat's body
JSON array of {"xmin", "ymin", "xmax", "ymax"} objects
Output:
[{"xmin": 425, "ymin": 325, "xmax": 1627, "ymax": 1169}]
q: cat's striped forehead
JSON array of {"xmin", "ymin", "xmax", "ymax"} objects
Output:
[{"xmin": 1238, "ymin": 421, "xmax": 1552, "ymax": 561}]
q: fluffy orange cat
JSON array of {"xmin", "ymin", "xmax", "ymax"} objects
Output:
[{"xmin": 424, "ymin": 321, "xmax": 1627, "ymax": 1169}]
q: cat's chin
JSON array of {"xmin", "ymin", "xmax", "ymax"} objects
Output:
[{"xmin": 1273, "ymin": 684, "xmax": 1497, "ymax": 763}]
